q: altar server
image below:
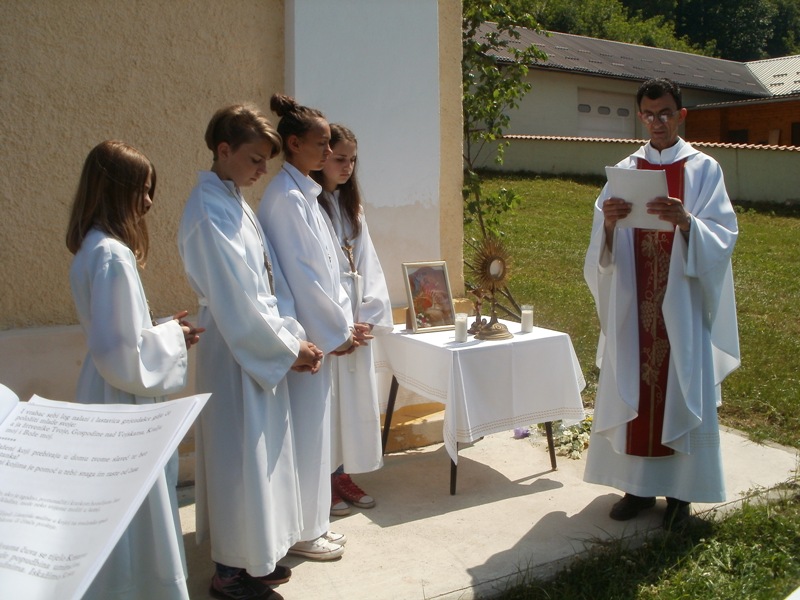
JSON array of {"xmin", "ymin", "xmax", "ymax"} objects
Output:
[
  {"xmin": 259, "ymin": 94, "xmax": 368, "ymax": 561},
  {"xmin": 583, "ymin": 78, "xmax": 740, "ymax": 531},
  {"xmin": 311, "ymin": 124, "xmax": 393, "ymax": 516},
  {"xmin": 67, "ymin": 140, "xmax": 201, "ymax": 599},
  {"xmin": 178, "ymin": 104, "xmax": 322, "ymax": 600}
]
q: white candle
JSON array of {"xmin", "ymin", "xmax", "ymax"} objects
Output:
[
  {"xmin": 454, "ymin": 313, "xmax": 468, "ymax": 342},
  {"xmin": 521, "ymin": 305, "xmax": 534, "ymax": 333}
]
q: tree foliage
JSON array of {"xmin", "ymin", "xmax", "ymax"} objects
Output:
[
  {"xmin": 530, "ymin": 0, "xmax": 800, "ymax": 59},
  {"xmin": 462, "ymin": 0, "xmax": 547, "ymax": 238},
  {"xmin": 531, "ymin": 0, "xmax": 704, "ymax": 54}
]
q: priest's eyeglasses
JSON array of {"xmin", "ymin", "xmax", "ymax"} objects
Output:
[{"xmin": 640, "ymin": 110, "xmax": 679, "ymax": 124}]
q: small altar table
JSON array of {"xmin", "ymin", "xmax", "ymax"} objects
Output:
[{"xmin": 374, "ymin": 320, "xmax": 586, "ymax": 494}]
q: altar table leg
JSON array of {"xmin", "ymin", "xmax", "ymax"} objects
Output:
[
  {"xmin": 544, "ymin": 421, "xmax": 558, "ymax": 470},
  {"xmin": 381, "ymin": 376, "xmax": 399, "ymax": 454},
  {"xmin": 450, "ymin": 458, "xmax": 457, "ymax": 495}
]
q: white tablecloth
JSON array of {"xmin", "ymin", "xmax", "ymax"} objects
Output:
[{"xmin": 374, "ymin": 320, "xmax": 586, "ymax": 463}]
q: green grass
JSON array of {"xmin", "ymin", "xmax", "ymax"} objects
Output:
[
  {"xmin": 497, "ymin": 491, "xmax": 800, "ymax": 600},
  {"xmin": 465, "ymin": 172, "xmax": 800, "ymax": 600}
]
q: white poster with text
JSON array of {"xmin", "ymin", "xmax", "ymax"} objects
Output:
[{"xmin": 0, "ymin": 393, "xmax": 208, "ymax": 599}]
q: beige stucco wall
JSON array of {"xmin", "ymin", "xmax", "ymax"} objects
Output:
[
  {"xmin": 0, "ymin": 1, "xmax": 464, "ymax": 404},
  {"xmin": 0, "ymin": 0, "xmax": 284, "ymax": 330}
]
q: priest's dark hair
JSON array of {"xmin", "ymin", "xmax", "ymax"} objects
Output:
[
  {"xmin": 205, "ymin": 103, "xmax": 282, "ymax": 161},
  {"xmin": 66, "ymin": 140, "xmax": 153, "ymax": 266},
  {"xmin": 270, "ymin": 93, "xmax": 326, "ymax": 159},
  {"xmin": 312, "ymin": 123, "xmax": 363, "ymax": 239},
  {"xmin": 637, "ymin": 78, "xmax": 683, "ymax": 110}
]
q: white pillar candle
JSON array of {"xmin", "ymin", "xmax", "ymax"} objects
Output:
[
  {"xmin": 454, "ymin": 313, "xmax": 468, "ymax": 342},
  {"xmin": 521, "ymin": 305, "xmax": 534, "ymax": 333}
]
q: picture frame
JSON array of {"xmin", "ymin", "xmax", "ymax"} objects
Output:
[{"xmin": 402, "ymin": 261, "xmax": 456, "ymax": 333}]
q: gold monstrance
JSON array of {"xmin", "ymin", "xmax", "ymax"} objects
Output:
[{"xmin": 471, "ymin": 237, "xmax": 513, "ymax": 340}]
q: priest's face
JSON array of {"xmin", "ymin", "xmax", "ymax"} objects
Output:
[
  {"xmin": 216, "ymin": 139, "xmax": 274, "ymax": 189},
  {"xmin": 638, "ymin": 95, "xmax": 686, "ymax": 151}
]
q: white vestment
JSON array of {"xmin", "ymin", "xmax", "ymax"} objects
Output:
[
  {"xmin": 322, "ymin": 192, "xmax": 393, "ymax": 474},
  {"xmin": 259, "ymin": 163, "xmax": 353, "ymax": 541},
  {"xmin": 178, "ymin": 171, "xmax": 303, "ymax": 575},
  {"xmin": 583, "ymin": 138, "xmax": 740, "ymax": 503},
  {"xmin": 70, "ymin": 228, "xmax": 189, "ymax": 600}
]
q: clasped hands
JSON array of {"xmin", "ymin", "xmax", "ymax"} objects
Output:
[
  {"xmin": 170, "ymin": 311, "xmax": 368, "ymax": 376},
  {"xmin": 330, "ymin": 323, "xmax": 374, "ymax": 357},
  {"xmin": 292, "ymin": 340, "xmax": 324, "ymax": 374},
  {"xmin": 173, "ymin": 310, "xmax": 205, "ymax": 349},
  {"xmin": 292, "ymin": 323, "xmax": 374, "ymax": 374}
]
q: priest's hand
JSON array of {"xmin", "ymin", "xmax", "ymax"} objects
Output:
[
  {"xmin": 292, "ymin": 340, "xmax": 323, "ymax": 374},
  {"xmin": 647, "ymin": 196, "xmax": 691, "ymax": 232},
  {"xmin": 601, "ymin": 197, "xmax": 632, "ymax": 250},
  {"xmin": 602, "ymin": 197, "xmax": 632, "ymax": 227}
]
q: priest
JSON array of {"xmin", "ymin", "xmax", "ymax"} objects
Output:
[{"xmin": 583, "ymin": 78, "xmax": 740, "ymax": 530}]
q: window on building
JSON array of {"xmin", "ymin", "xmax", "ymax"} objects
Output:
[
  {"xmin": 792, "ymin": 122, "xmax": 800, "ymax": 147},
  {"xmin": 727, "ymin": 129, "xmax": 748, "ymax": 144},
  {"xmin": 577, "ymin": 89, "xmax": 635, "ymax": 138}
]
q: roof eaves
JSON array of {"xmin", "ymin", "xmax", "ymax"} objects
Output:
[{"xmin": 503, "ymin": 134, "xmax": 800, "ymax": 152}]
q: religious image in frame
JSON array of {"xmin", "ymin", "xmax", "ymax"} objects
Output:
[{"xmin": 402, "ymin": 261, "xmax": 456, "ymax": 333}]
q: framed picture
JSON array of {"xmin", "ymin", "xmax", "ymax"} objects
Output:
[{"xmin": 402, "ymin": 261, "xmax": 456, "ymax": 333}]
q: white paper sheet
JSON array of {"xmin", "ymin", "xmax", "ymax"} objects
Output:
[
  {"xmin": 605, "ymin": 166, "xmax": 673, "ymax": 231},
  {"xmin": 0, "ymin": 393, "xmax": 209, "ymax": 600}
]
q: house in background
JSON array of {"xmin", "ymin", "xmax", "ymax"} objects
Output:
[
  {"xmin": 480, "ymin": 24, "xmax": 800, "ymax": 147},
  {"xmin": 690, "ymin": 55, "xmax": 800, "ymax": 146}
]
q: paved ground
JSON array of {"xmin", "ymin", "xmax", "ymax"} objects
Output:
[{"xmin": 179, "ymin": 426, "xmax": 798, "ymax": 600}]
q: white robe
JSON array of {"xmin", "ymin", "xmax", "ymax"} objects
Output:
[
  {"xmin": 323, "ymin": 192, "xmax": 393, "ymax": 474},
  {"xmin": 178, "ymin": 171, "xmax": 303, "ymax": 575},
  {"xmin": 69, "ymin": 228, "xmax": 189, "ymax": 600},
  {"xmin": 259, "ymin": 163, "xmax": 353, "ymax": 541},
  {"xmin": 583, "ymin": 138, "xmax": 740, "ymax": 503}
]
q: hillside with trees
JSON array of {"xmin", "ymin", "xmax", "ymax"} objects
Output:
[{"xmin": 525, "ymin": 0, "xmax": 800, "ymax": 60}]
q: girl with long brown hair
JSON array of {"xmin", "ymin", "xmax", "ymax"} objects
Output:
[
  {"xmin": 67, "ymin": 140, "xmax": 201, "ymax": 599},
  {"xmin": 311, "ymin": 124, "xmax": 393, "ymax": 517}
]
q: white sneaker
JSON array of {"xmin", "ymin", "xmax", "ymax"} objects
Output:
[
  {"xmin": 288, "ymin": 536, "xmax": 344, "ymax": 560},
  {"xmin": 324, "ymin": 531, "xmax": 347, "ymax": 546}
]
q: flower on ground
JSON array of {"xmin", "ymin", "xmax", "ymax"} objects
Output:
[{"xmin": 536, "ymin": 414, "xmax": 593, "ymax": 459}]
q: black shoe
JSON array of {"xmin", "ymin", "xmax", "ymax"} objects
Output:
[
  {"xmin": 609, "ymin": 494, "xmax": 657, "ymax": 521},
  {"xmin": 252, "ymin": 564, "xmax": 292, "ymax": 586},
  {"xmin": 663, "ymin": 498, "xmax": 691, "ymax": 531},
  {"xmin": 210, "ymin": 570, "xmax": 283, "ymax": 600}
]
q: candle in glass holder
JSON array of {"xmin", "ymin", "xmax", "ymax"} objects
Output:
[
  {"xmin": 521, "ymin": 305, "xmax": 534, "ymax": 333},
  {"xmin": 454, "ymin": 312, "xmax": 468, "ymax": 342}
]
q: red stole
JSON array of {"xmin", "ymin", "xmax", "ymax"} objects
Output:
[{"xmin": 626, "ymin": 158, "xmax": 687, "ymax": 457}]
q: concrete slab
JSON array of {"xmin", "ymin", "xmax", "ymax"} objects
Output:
[{"xmin": 179, "ymin": 426, "xmax": 798, "ymax": 600}]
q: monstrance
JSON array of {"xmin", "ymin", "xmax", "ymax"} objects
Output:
[{"xmin": 471, "ymin": 237, "xmax": 513, "ymax": 340}]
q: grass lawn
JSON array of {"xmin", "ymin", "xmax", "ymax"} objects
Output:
[{"xmin": 465, "ymin": 172, "xmax": 800, "ymax": 600}]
